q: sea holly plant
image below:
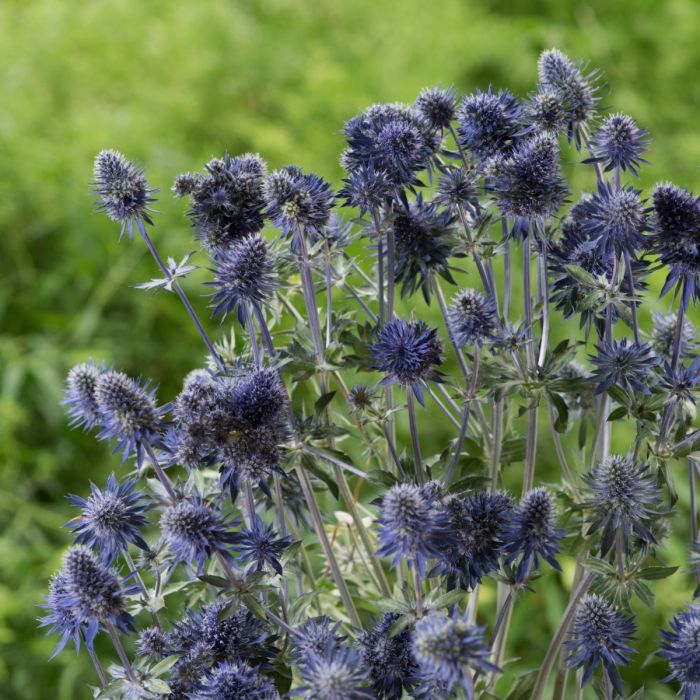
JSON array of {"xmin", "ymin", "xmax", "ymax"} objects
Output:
[{"xmin": 41, "ymin": 49, "xmax": 700, "ymax": 699}]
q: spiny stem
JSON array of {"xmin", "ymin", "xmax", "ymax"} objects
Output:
[
  {"xmin": 106, "ymin": 620, "xmax": 138, "ymax": 684},
  {"xmin": 406, "ymin": 386, "xmax": 425, "ymax": 485}
]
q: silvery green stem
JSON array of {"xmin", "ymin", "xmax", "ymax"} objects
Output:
[
  {"xmin": 537, "ymin": 245, "xmax": 549, "ymax": 368},
  {"xmin": 615, "ymin": 528, "xmax": 625, "ymax": 580},
  {"xmin": 414, "ymin": 565, "xmax": 424, "ymax": 618},
  {"xmin": 244, "ymin": 483, "xmax": 257, "ymax": 527},
  {"xmin": 376, "ymin": 234, "xmax": 385, "ymax": 324},
  {"xmin": 426, "ymin": 385, "xmax": 461, "ymax": 429},
  {"xmin": 106, "ymin": 620, "xmax": 138, "ymax": 685},
  {"xmin": 690, "ymin": 459, "xmax": 698, "ymax": 549},
  {"xmin": 448, "ymin": 124, "xmax": 470, "ymax": 169},
  {"xmin": 547, "ymin": 403, "xmax": 576, "ymax": 487},
  {"xmin": 671, "ymin": 280, "xmax": 687, "ymax": 371},
  {"xmin": 143, "ymin": 441, "xmax": 177, "ymax": 501},
  {"xmin": 623, "ymin": 250, "xmax": 641, "ymax": 345},
  {"xmin": 245, "ymin": 306, "xmax": 261, "ymax": 368},
  {"xmin": 522, "ymin": 236, "xmax": 538, "ymax": 495},
  {"xmin": 523, "ymin": 405, "xmax": 538, "ymax": 496},
  {"xmin": 85, "ymin": 639, "xmax": 107, "ymax": 686},
  {"xmin": 383, "ymin": 422, "xmax": 406, "ymax": 478},
  {"xmin": 490, "ymin": 399, "xmax": 503, "ymax": 491},
  {"xmin": 473, "ymin": 588, "xmax": 514, "ymax": 685},
  {"xmin": 531, "ymin": 571, "xmax": 595, "ymax": 700},
  {"xmin": 295, "ymin": 226, "xmax": 325, "ymax": 368},
  {"xmin": 457, "ymin": 207, "xmax": 495, "ymax": 308},
  {"xmin": 433, "ymin": 276, "xmax": 470, "ymax": 384},
  {"xmin": 324, "ymin": 254, "xmax": 333, "ymax": 347},
  {"xmin": 582, "ymin": 127, "xmax": 604, "ymax": 186},
  {"xmin": 523, "ymin": 236, "xmax": 535, "ymax": 368},
  {"xmin": 302, "ymin": 444, "xmax": 369, "ymax": 479},
  {"xmin": 406, "ymin": 386, "xmax": 425, "ymax": 485},
  {"xmin": 386, "ymin": 225, "xmax": 396, "ymax": 321},
  {"xmin": 503, "ymin": 222, "xmax": 512, "ymax": 320},
  {"xmin": 136, "ymin": 220, "xmax": 225, "ymax": 373},
  {"xmin": 123, "ymin": 549, "xmax": 161, "ymax": 629}
]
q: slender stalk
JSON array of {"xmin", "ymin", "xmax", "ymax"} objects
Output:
[
  {"xmin": 426, "ymin": 385, "xmax": 461, "ymax": 429},
  {"xmin": 136, "ymin": 220, "xmax": 224, "ymax": 373},
  {"xmin": 383, "ymin": 422, "xmax": 406, "ymax": 477},
  {"xmin": 537, "ymin": 245, "xmax": 549, "ymax": 368},
  {"xmin": 473, "ymin": 589, "xmax": 514, "ymax": 685},
  {"xmin": 246, "ymin": 306, "xmax": 261, "ymax": 368},
  {"xmin": 434, "ymin": 276, "xmax": 470, "ymax": 384},
  {"xmin": 386, "ymin": 224, "xmax": 396, "ymax": 321},
  {"xmin": 623, "ymin": 250, "xmax": 641, "ymax": 345},
  {"xmin": 406, "ymin": 387, "xmax": 425, "ymax": 485},
  {"xmin": 376, "ymin": 235, "xmax": 385, "ymax": 325},
  {"xmin": 124, "ymin": 549, "xmax": 161, "ymax": 629},
  {"xmin": 671, "ymin": 282, "xmax": 687, "ymax": 371},
  {"xmin": 143, "ymin": 441, "xmax": 177, "ymax": 501},
  {"xmin": 457, "ymin": 207, "xmax": 494, "ymax": 307},
  {"xmin": 547, "ymin": 403, "xmax": 576, "ymax": 487},
  {"xmin": 490, "ymin": 399, "xmax": 504, "ymax": 491},
  {"xmin": 503, "ymin": 221, "xmax": 512, "ymax": 320},
  {"xmin": 531, "ymin": 571, "xmax": 595, "ymax": 700},
  {"xmin": 523, "ymin": 402, "xmax": 538, "ymax": 496},
  {"xmin": 324, "ymin": 251, "xmax": 334, "ymax": 347},
  {"xmin": 615, "ymin": 528, "xmax": 625, "ymax": 581},
  {"xmin": 302, "ymin": 444, "xmax": 369, "ymax": 479},
  {"xmin": 691, "ymin": 459, "xmax": 698, "ymax": 548},
  {"xmin": 106, "ymin": 620, "xmax": 138, "ymax": 684},
  {"xmin": 85, "ymin": 639, "xmax": 107, "ymax": 686},
  {"xmin": 414, "ymin": 566, "xmax": 424, "ymax": 618}
]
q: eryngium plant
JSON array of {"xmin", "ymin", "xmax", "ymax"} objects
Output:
[{"xmin": 41, "ymin": 49, "xmax": 700, "ymax": 699}]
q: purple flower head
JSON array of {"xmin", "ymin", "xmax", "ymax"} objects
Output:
[
  {"xmin": 448, "ymin": 288, "xmax": 499, "ymax": 347},
  {"xmin": 590, "ymin": 338, "xmax": 657, "ymax": 396},
  {"xmin": 415, "ymin": 85, "xmax": 457, "ymax": 131},
  {"xmin": 292, "ymin": 617, "xmax": 344, "ymax": 661},
  {"xmin": 136, "ymin": 626, "xmax": 168, "ymax": 658},
  {"xmin": 339, "ymin": 163, "xmax": 392, "ymax": 216},
  {"xmin": 93, "ymin": 149, "xmax": 156, "ymax": 239},
  {"xmin": 413, "ymin": 611, "xmax": 499, "ymax": 699},
  {"xmin": 651, "ymin": 311, "xmax": 698, "ymax": 361},
  {"xmin": 524, "ymin": 90, "xmax": 567, "ymax": 135},
  {"xmin": 39, "ymin": 570, "xmax": 85, "ymax": 658},
  {"xmin": 238, "ymin": 516, "xmax": 293, "ymax": 575},
  {"xmin": 63, "ymin": 359, "xmax": 104, "ymax": 430},
  {"xmin": 659, "ymin": 604, "xmax": 700, "ymax": 699},
  {"xmin": 295, "ymin": 645, "xmax": 372, "ymax": 700},
  {"xmin": 583, "ymin": 454, "xmax": 659, "ymax": 555},
  {"xmin": 566, "ymin": 594, "xmax": 635, "ymax": 695},
  {"xmin": 660, "ymin": 357, "xmax": 700, "ymax": 408},
  {"xmin": 160, "ymin": 495, "xmax": 239, "ymax": 573},
  {"xmin": 175, "ymin": 152, "xmax": 268, "ymax": 253},
  {"xmin": 435, "ymin": 166, "xmax": 479, "ymax": 217},
  {"xmin": 587, "ymin": 113, "xmax": 649, "ymax": 176},
  {"xmin": 65, "ymin": 473, "xmax": 148, "ymax": 563},
  {"xmin": 197, "ymin": 660, "xmax": 279, "ymax": 700}
]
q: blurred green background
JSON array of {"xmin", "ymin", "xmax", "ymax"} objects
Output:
[{"xmin": 2, "ymin": 0, "xmax": 700, "ymax": 697}]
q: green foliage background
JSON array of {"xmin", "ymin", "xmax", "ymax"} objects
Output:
[{"xmin": 1, "ymin": 0, "xmax": 700, "ymax": 697}]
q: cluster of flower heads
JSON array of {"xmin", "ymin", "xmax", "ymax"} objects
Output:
[{"xmin": 43, "ymin": 47, "xmax": 700, "ymax": 699}]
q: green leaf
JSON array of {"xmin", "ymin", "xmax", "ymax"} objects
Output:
[
  {"xmin": 314, "ymin": 391, "xmax": 336, "ymax": 415},
  {"xmin": 637, "ymin": 565, "xmax": 679, "ymax": 580},
  {"xmin": 197, "ymin": 574, "xmax": 230, "ymax": 589},
  {"xmin": 430, "ymin": 589, "xmax": 468, "ymax": 610},
  {"xmin": 607, "ymin": 406, "xmax": 629, "ymax": 422}
]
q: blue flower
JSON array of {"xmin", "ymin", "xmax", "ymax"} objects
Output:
[
  {"xmin": 65, "ymin": 473, "xmax": 148, "ymax": 563},
  {"xmin": 292, "ymin": 617, "xmax": 344, "ymax": 661},
  {"xmin": 590, "ymin": 339, "xmax": 657, "ymax": 395},
  {"xmin": 392, "ymin": 194, "xmax": 457, "ymax": 302},
  {"xmin": 659, "ymin": 604, "xmax": 700, "ymax": 699},
  {"xmin": 93, "ymin": 149, "xmax": 156, "ymax": 239},
  {"xmin": 376, "ymin": 483, "xmax": 451, "ymax": 576},
  {"xmin": 39, "ymin": 570, "xmax": 85, "ymax": 658},
  {"xmin": 136, "ymin": 626, "xmax": 168, "ymax": 658},
  {"xmin": 238, "ymin": 516, "xmax": 293, "ymax": 575},
  {"xmin": 160, "ymin": 496, "xmax": 239, "ymax": 573},
  {"xmin": 339, "ymin": 164, "xmax": 392, "ymax": 216},
  {"xmin": 413, "ymin": 611, "xmax": 499, "ymax": 699},
  {"xmin": 523, "ymin": 90, "xmax": 567, "ymax": 135},
  {"xmin": 586, "ymin": 113, "xmax": 649, "ymax": 176},
  {"xmin": 583, "ymin": 454, "xmax": 659, "ymax": 555},
  {"xmin": 63, "ymin": 359, "xmax": 104, "ymax": 430},
  {"xmin": 415, "ymin": 85, "xmax": 457, "ymax": 131},
  {"xmin": 456, "ymin": 87, "xmax": 524, "ymax": 161},
  {"xmin": 651, "ymin": 311, "xmax": 698, "ymax": 361},
  {"xmin": 660, "ymin": 357, "xmax": 700, "ymax": 408},
  {"xmin": 370, "ymin": 319, "xmax": 444, "ymax": 402},
  {"xmin": 448, "ymin": 288, "xmax": 499, "ymax": 347},
  {"xmin": 295, "ymin": 645, "xmax": 372, "ymax": 700},
  {"xmin": 196, "ymin": 660, "xmax": 278, "ymax": 699},
  {"xmin": 434, "ymin": 166, "xmax": 479, "ymax": 217},
  {"xmin": 355, "ymin": 613, "xmax": 421, "ymax": 700},
  {"xmin": 208, "ymin": 233, "xmax": 278, "ymax": 322},
  {"xmin": 502, "ymin": 488, "xmax": 562, "ymax": 582},
  {"xmin": 566, "ymin": 594, "xmax": 635, "ymax": 695}
]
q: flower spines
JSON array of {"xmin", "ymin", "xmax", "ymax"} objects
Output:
[
  {"xmin": 339, "ymin": 163, "xmax": 392, "ymax": 216},
  {"xmin": 292, "ymin": 617, "xmax": 344, "ymax": 661},
  {"xmin": 63, "ymin": 359, "xmax": 104, "ymax": 430},
  {"xmin": 448, "ymin": 288, "xmax": 499, "ymax": 347},
  {"xmin": 587, "ymin": 113, "xmax": 649, "ymax": 176},
  {"xmin": 651, "ymin": 311, "xmax": 698, "ymax": 360},
  {"xmin": 566, "ymin": 594, "xmax": 635, "ymax": 695},
  {"xmin": 414, "ymin": 85, "xmax": 457, "ymax": 131},
  {"xmin": 296, "ymin": 645, "xmax": 372, "ymax": 700},
  {"xmin": 501, "ymin": 487, "xmax": 562, "ymax": 582},
  {"xmin": 590, "ymin": 338, "xmax": 657, "ymax": 395},
  {"xmin": 659, "ymin": 604, "xmax": 700, "ymax": 699},
  {"xmin": 65, "ymin": 472, "xmax": 148, "ymax": 563},
  {"xmin": 524, "ymin": 90, "xmax": 567, "ymax": 135},
  {"xmin": 196, "ymin": 660, "xmax": 279, "ymax": 700},
  {"xmin": 435, "ymin": 166, "xmax": 479, "ymax": 216},
  {"xmin": 238, "ymin": 516, "xmax": 293, "ymax": 575},
  {"xmin": 93, "ymin": 149, "xmax": 156, "ymax": 238}
]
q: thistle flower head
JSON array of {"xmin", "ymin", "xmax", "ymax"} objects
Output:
[
  {"xmin": 93, "ymin": 149, "xmax": 155, "ymax": 238},
  {"xmin": 228, "ymin": 368, "xmax": 288, "ymax": 431},
  {"xmin": 209, "ymin": 233, "xmax": 278, "ymax": 320},
  {"xmin": 415, "ymin": 85, "xmax": 457, "ymax": 131},
  {"xmin": 355, "ymin": 613, "xmax": 421, "ymax": 699},
  {"xmin": 660, "ymin": 357, "xmax": 700, "ymax": 408},
  {"xmin": 197, "ymin": 660, "xmax": 279, "ymax": 699},
  {"xmin": 448, "ymin": 288, "xmax": 499, "ymax": 347},
  {"xmin": 343, "ymin": 102, "xmax": 437, "ymax": 187},
  {"xmin": 347, "ymin": 383, "xmax": 375, "ymax": 412},
  {"xmin": 651, "ymin": 311, "xmax": 698, "ymax": 360},
  {"xmin": 238, "ymin": 516, "xmax": 293, "ymax": 575},
  {"xmin": 584, "ymin": 454, "xmax": 659, "ymax": 554},
  {"xmin": 502, "ymin": 487, "xmax": 562, "ymax": 582},
  {"xmin": 177, "ymin": 152, "xmax": 268, "ymax": 253},
  {"xmin": 392, "ymin": 195, "xmax": 456, "ymax": 301},
  {"xmin": 456, "ymin": 87, "xmax": 524, "ymax": 161},
  {"xmin": 136, "ymin": 626, "xmax": 169, "ymax": 658},
  {"xmin": 63, "ymin": 359, "xmax": 104, "ymax": 430},
  {"xmin": 524, "ymin": 90, "xmax": 567, "ymax": 135},
  {"xmin": 376, "ymin": 483, "xmax": 451, "ymax": 575},
  {"xmin": 588, "ymin": 113, "xmax": 649, "ymax": 176},
  {"xmin": 413, "ymin": 612, "xmax": 499, "ymax": 698},
  {"xmin": 566, "ymin": 594, "xmax": 635, "ymax": 695},
  {"xmin": 66, "ymin": 473, "xmax": 147, "ymax": 563},
  {"xmin": 659, "ymin": 604, "xmax": 700, "ymax": 699},
  {"xmin": 160, "ymin": 496, "xmax": 239, "ymax": 572},
  {"xmin": 296, "ymin": 646, "xmax": 372, "ymax": 700},
  {"xmin": 39, "ymin": 570, "xmax": 84, "ymax": 658},
  {"xmin": 370, "ymin": 318, "xmax": 443, "ymax": 399},
  {"xmin": 434, "ymin": 166, "xmax": 479, "ymax": 216},
  {"xmin": 537, "ymin": 49, "xmax": 598, "ymax": 146},
  {"xmin": 94, "ymin": 370, "xmax": 163, "ymax": 462},
  {"xmin": 590, "ymin": 338, "xmax": 656, "ymax": 395},
  {"xmin": 292, "ymin": 617, "xmax": 344, "ymax": 660},
  {"xmin": 339, "ymin": 163, "xmax": 392, "ymax": 215},
  {"xmin": 264, "ymin": 166, "xmax": 334, "ymax": 247}
]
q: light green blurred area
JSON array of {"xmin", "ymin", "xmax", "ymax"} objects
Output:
[{"xmin": 2, "ymin": 0, "xmax": 700, "ymax": 696}]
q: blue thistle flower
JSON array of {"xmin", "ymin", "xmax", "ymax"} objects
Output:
[
  {"xmin": 523, "ymin": 90, "xmax": 567, "ymax": 135},
  {"xmin": 587, "ymin": 113, "xmax": 649, "ymax": 176},
  {"xmin": 583, "ymin": 454, "xmax": 659, "ymax": 555},
  {"xmin": 590, "ymin": 338, "xmax": 657, "ymax": 395},
  {"xmin": 339, "ymin": 164, "xmax": 392, "ymax": 216},
  {"xmin": 93, "ymin": 149, "xmax": 156, "ymax": 239},
  {"xmin": 491, "ymin": 132, "xmax": 568, "ymax": 238},
  {"xmin": 197, "ymin": 660, "xmax": 278, "ymax": 699},
  {"xmin": 651, "ymin": 311, "xmax": 698, "ymax": 361},
  {"xmin": 370, "ymin": 318, "xmax": 444, "ymax": 403},
  {"xmin": 448, "ymin": 288, "xmax": 499, "ymax": 347},
  {"xmin": 65, "ymin": 473, "xmax": 148, "ymax": 563},
  {"xmin": 376, "ymin": 483, "xmax": 451, "ymax": 576},
  {"xmin": 659, "ymin": 604, "xmax": 700, "ymax": 699},
  {"xmin": 412, "ymin": 611, "xmax": 499, "ymax": 699},
  {"xmin": 433, "ymin": 491, "xmax": 514, "ymax": 589},
  {"xmin": 659, "ymin": 357, "xmax": 700, "ymax": 409},
  {"xmin": 343, "ymin": 103, "xmax": 437, "ymax": 188},
  {"xmin": 63, "ymin": 359, "xmax": 104, "ymax": 430},
  {"xmin": 456, "ymin": 87, "xmax": 524, "ymax": 161},
  {"xmin": 355, "ymin": 613, "xmax": 421, "ymax": 699},
  {"xmin": 160, "ymin": 496, "xmax": 239, "ymax": 573},
  {"xmin": 295, "ymin": 645, "xmax": 372, "ymax": 700},
  {"xmin": 264, "ymin": 166, "xmax": 335, "ymax": 248},
  {"xmin": 292, "ymin": 617, "xmax": 344, "ymax": 661},
  {"xmin": 537, "ymin": 49, "xmax": 598, "ymax": 147},
  {"xmin": 228, "ymin": 368, "xmax": 288, "ymax": 431},
  {"xmin": 415, "ymin": 85, "xmax": 457, "ymax": 131},
  {"xmin": 238, "ymin": 516, "xmax": 293, "ymax": 575},
  {"xmin": 94, "ymin": 369, "xmax": 163, "ymax": 462},
  {"xmin": 208, "ymin": 233, "xmax": 278, "ymax": 322},
  {"xmin": 347, "ymin": 383, "xmax": 375, "ymax": 412},
  {"xmin": 39, "ymin": 570, "xmax": 85, "ymax": 658},
  {"xmin": 566, "ymin": 594, "xmax": 635, "ymax": 695},
  {"xmin": 136, "ymin": 626, "xmax": 168, "ymax": 658},
  {"xmin": 392, "ymin": 194, "xmax": 457, "ymax": 301},
  {"xmin": 434, "ymin": 166, "xmax": 479, "ymax": 216},
  {"xmin": 176, "ymin": 152, "xmax": 268, "ymax": 253},
  {"xmin": 650, "ymin": 183, "xmax": 700, "ymax": 309},
  {"xmin": 579, "ymin": 181, "xmax": 649, "ymax": 256},
  {"xmin": 501, "ymin": 487, "xmax": 562, "ymax": 582}
]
